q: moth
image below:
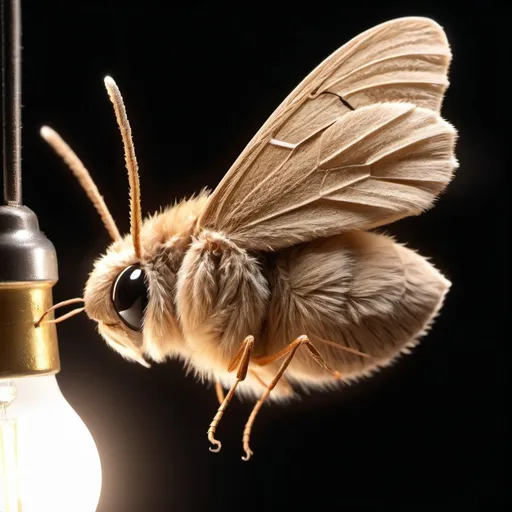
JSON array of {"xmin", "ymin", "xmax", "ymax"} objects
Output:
[{"xmin": 38, "ymin": 16, "xmax": 458, "ymax": 461}]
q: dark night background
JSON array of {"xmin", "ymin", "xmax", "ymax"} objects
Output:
[{"xmin": 6, "ymin": 1, "xmax": 507, "ymax": 510}]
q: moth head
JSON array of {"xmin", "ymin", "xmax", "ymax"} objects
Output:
[
  {"xmin": 84, "ymin": 246, "xmax": 150, "ymax": 367},
  {"xmin": 38, "ymin": 76, "xmax": 158, "ymax": 367}
]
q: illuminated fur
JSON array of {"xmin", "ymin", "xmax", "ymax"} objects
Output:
[{"xmin": 84, "ymin": 193, "xmax": 450, "ymax": 399}]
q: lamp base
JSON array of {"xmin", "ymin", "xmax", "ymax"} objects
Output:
[{"xmin": 0, "ymin": 281, "xmax": 60, "ymax": 377}]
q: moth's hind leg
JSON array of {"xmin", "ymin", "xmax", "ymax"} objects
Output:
[{"xmin": 242, "ymin": 335, "xmax": 341, "ymax": 461}]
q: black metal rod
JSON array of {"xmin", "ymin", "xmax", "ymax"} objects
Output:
[{"xmin": 1, "ymin": 0, "xmax": 22, "ymax": 206}]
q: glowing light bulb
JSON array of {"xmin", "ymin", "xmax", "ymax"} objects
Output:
[{"xmin": 0, "ymin": 375, "xmax": 102, "ymax": 512}]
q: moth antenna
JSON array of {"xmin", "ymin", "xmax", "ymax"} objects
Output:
[
  {"xmin": 35, "ymin": 297, "xmax": 85, "ymax": 327},
  {"xmin": 40, "ymin": 126, "xmax": 122, "ymax": 242},
  {"xmin": 103, "ymin": 76, "xmax": 143, "ymax": 260},
  {"xmin": 40, "ymin": 307, "xmax": 86, "ymax": 326}
]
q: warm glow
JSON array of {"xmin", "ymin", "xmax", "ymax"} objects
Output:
[{"xmin": 0, "ymin": 375, "xmax": 102, "ymax": 511}]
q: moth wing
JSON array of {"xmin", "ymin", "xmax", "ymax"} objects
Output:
[{"xmin": 197, "ymin": 17, "xmax": 457, "ymax": 251}]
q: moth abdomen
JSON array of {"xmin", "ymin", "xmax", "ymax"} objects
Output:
[{"xmin": 261, "ymin": 231, "xmax": 450, "ymax": 386}]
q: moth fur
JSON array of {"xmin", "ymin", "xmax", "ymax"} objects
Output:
[{"xmin": 84, "ymin": 190, "xmax": 451, "ymax": 400}]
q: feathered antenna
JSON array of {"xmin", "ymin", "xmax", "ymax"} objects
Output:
[
  {"xmin": 40, "ymin": 126, "xmax": 122, "ymax": 241},
  {"xmin": 103, "ymin": 76, "xmax": 143, "ymax": 260}
]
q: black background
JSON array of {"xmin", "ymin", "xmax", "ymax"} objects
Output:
[{"xmin": 8, "ymin": 1, "xmax": 507, "ymax": 511}]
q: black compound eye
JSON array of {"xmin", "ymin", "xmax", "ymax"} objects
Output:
[{"xmin": 111, "ymin": 264, "xmax": 148, "ymax": 332}]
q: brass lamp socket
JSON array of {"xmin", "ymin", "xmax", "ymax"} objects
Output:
[{"xmin": 0, "ymin": 205, "xmax": 60, "ymax": 377}]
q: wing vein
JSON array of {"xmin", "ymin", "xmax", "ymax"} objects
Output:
[
  {"xmin": 344, "ymin": 78, "xmax": 448, "ymax": 99},
  {"xmin": 325, "ymin": 49, "xmax": 450, "ymax": 90},
  {"xmin": 319, "ymin": 105, "xmax": 414, "ymax": 168}
]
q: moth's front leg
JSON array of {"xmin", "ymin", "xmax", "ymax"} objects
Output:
[{"xmin": 176, "ymin": 230, "xmax": 269, "ymax": 372}]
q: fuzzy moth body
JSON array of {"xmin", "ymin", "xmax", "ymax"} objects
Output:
[{"xmin": 40, "ymin": 16, "xmax": 458, "ymax": 460}]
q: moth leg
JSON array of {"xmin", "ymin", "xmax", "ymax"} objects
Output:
[
  {"xmin": 207, "ymin": 335, "xmax": 254, "ymax": 453},
  {"xmin": 214, "ymin": 380, "xmax": 225, "ymax": 406},
  {"xmin": 249, "ymin": 370, "xmax": 268, "ymax": 389},
  {"xmin": 250, "ymin": 369, "xmax": 294, "ymax": 396},
  {"xmin": 242, "ymin": 335, "xmax": 340, "ymax": 461}
]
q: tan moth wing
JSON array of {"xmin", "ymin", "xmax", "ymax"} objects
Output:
[{"xmin": 196, "ymin": 17, "xmax": 457, "ymax": 251}]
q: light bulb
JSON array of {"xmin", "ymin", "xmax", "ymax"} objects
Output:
[{"xmin": 0, "ymin": 375, "xmax": 102, "ymax": 512}]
